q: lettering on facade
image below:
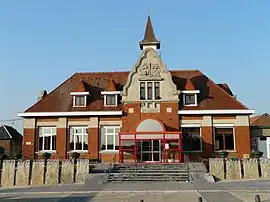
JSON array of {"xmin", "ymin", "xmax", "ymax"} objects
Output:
[{"xmin": 138, "ymin": 61, "xmax": 162, "ymax": 80}]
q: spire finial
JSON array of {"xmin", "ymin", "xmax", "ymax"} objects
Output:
[{"xmin": 148, "ymin": 6, "xmax": 151, "ymax": 16}]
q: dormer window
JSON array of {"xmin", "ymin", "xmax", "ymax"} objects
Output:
[
  {"xmin": 183, "ymin": 92, "xmax": 197, "ymax": 106},
  {"xmin": 140, "ymin": 81, "xmax": 160, "ymax": 100},
  {"xmin": 105, "ymin": 94, "xmax": 117, "ymax": 106},
  {"xmin": 70, "ymin": 92, "xmax": 89, "ymax": 107}
]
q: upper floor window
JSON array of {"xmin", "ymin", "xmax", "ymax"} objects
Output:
[
  {"xmin": 70, "ymin": 92, "xmax": 89, "ymax": 107},
  {"xmin": 140, "ymin": 81, "xmax": 160, "ymax": 100},
  {"xmin": 105, "ymin": 95, "xmax": 117, "ymax": 106},
  {"xmin": 74, "ymin": 95, "xmax": 86, "ymax": 107},
  {"xmin": 38, "ymin": 126, "xmax": 56, "ymax": 152},
  {"xmin": 181, "ymin": 90, "xmax": 199, "ymax": 107}
]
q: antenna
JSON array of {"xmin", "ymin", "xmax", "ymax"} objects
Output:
[{"xmin": 148, "ymin": 6, "xmax": 151, "ymax": 16}]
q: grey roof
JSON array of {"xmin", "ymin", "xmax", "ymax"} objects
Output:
[{"xmin": 0, "ymin": 125, "xmax": 22, "ymax": 140}]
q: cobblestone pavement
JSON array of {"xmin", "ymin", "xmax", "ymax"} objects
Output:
[{"xmin": 0, "ymin": 180, "xmax": 270, "ymax": 201}]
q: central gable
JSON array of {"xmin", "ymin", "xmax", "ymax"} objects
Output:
[{"xmin": 122, "ymin": 48, "xmax": 179, "ymax": 102}]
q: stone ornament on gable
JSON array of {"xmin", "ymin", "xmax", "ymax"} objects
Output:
[{"xmin": 138, "ymin": 61, "xmax": 162, "ymax": 80}]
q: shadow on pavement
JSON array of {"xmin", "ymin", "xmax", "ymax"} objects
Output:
[{"xmin": 0, "ymin": 193, "xmax": 99, "ymax": 202}]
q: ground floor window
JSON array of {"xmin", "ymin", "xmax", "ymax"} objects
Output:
[
  {"xmin": 100, "ymin": 126, "xmax": 120, "ymax": 151},
  {"xmin": 38, "ymin": 126, "xmax": 56, "ymax": 152},
  {"xmin": 182, "ymin": 127, "xmax": 202, "ymax": 151},
  {"xmin": 214, "ymin": 127, "xmax": 234, "ymax": 151},
  {"xmin": 70, "ymin": 126, "xmax": 88, "ymax": 151}
]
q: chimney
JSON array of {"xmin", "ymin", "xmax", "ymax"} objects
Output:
[{"xmin": 38, "ymin": 90, "xmax": 47, "ymax": 101}]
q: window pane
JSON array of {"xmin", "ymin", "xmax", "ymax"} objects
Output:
[
  {"xmin": 100, "ymin": 127, "xmax": 106, "ymax": 150},
  {"xmin": 83, "ymin": 135, "xmax": 88, "ymax": 150},
  {"xmin": 75, "ymin": 96, "xmax": 85, "ymax": 106},
  {"xmin": 140, "ymin": 82, "xmax": 146, "ymax": 100},
  {"xmin": 115, "ymin": 127, "xmax": 120, "ymax": 133},
  {"xmin": 147, "ymin": 82, "xmax": 153, "ymax": 100},
  {"xmin": 52, "ymin": 135, "xmax": 56, "ymax": 150},
  {"xmin": 154, "ymin": 82, "xmax": 160, "ymax": 99},
  {"xmin": 38, "ymin": 137, "xmax": 43, "ymax": 151},
  {"xmin": 106, "ymin": 128, "xmax": 114, "ymax": 133},
  {"xmin": 182, "ymin": 127, "xmax": 201, "ymax": 151},
  {"xmin": 44, "ymin": 136, "xmax": 51, "ymax": 150},
  {"xmin": 107, "ymin": 135, "xmax": 114, "ymax": 150},
  {"xmin": 215, "ymin": 134, "xmax": 224, "ymax": 150},
  {"xmin": 185, "ymin": 94, "xmax": 196, "ymax": 105},
  {"xmin": 224, "ymin": 134, "xmax": 234, "ymax": 150},
  {"xmin": 106, "ymin": 95, "xmax": 116, "ymax": 105},
  {"xmin": 75, "ymin": 135, "xmax": 82, "ymax": 150}
]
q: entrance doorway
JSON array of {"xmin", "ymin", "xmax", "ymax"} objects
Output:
[{"xmin": 139, "ymin": 140, "xmax": 161, "ymax": 162}]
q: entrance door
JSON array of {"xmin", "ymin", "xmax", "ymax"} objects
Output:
[{"xmin": 141, "ymin": 140, "xmax": 161, "ymax": 162}]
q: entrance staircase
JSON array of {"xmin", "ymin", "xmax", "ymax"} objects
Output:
[{"xmin": 107, "ymin": 163, "xmax": 190, "ymax": 182}]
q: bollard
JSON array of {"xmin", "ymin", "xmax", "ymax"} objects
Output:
[
  {"xmin": 255, "ymin": 195, "xmax": 261, "ymax": 202},
  {"xmin": 140, "ymin": 199, "xmax": 144, "ymax": 202},
  {"xmin": 198, "ymin": 197, "xmax": 203, "ymax": 202}
]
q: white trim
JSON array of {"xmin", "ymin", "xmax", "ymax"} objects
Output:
[
  {"xmin": 70, "ymin": 92, "xmax": 89, "ymax": 95},
  {"xmin": 101, "ymin": 91, "xmax": 121, "ymax": 95},
  {"xmin": 178, "ymin": 109, "xmax": 255, "ymax": 115},
  {"xmin": 213, "ymin": 123, "xmax": 235, "ymax": 127},
  {"xmin": 181, "ymin": 124, "xmax": 202, "ymax": 128},
  {"xmin": 73, "ymin": 95, "xmax": 87, "ymax": 107},
  {"xmin": 18, "ymin": 111, "xmax": 123, "ymax": 117},
  {"xmin": 104, "ymin": 94, "xmax": 118, "ymax": 107},
  {"xmin": 180, "ymin": 90, "xmax": 200, "ymax": 94},
  {"xmin": 183, "ymin": 94, "xmax": 198, "ymax": 107},
  {"xmin": 2, "ymin": 125, "xmax": 12, "ymax": 139},
  {"xmin": 99, "ymin": 150, "xmax": 119, "ymax": 154}
]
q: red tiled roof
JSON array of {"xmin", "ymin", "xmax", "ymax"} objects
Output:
[
  {"xmin": 106, "ymin": 79, "xmax": 117, "ymax": 91},
  {"xmin": 184, "ymin": 78, "xmax": 195, "ymax": 90},
  {"xmin": 25, "ymin": 70, "xmax": 249, "ymax": 113},
  {"xmin": 250, "ymin": 113, "xmax": 270, "ymax": 126},
  {"xmin": 217, "ymin": 83, "xmax": 233, "ymax": 96},
  {"xmin": 76, "ymin": 80, "xmax": 87, "ymax": 92}
]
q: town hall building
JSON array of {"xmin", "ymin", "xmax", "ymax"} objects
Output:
[{"xmin": 18, "ymin": 15, "xmax": 254, "ymax": 163}]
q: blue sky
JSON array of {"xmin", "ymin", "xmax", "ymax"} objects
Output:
[{"xmin": 0, "ymin": 1, "xmax": 269, "ymax": 133}]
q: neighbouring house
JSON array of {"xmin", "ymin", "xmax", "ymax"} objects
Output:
[
  {"xmin": 250, "ymin": 113, "xmax": 270, "ymax": 158},
  {"xmin": 0, "ymin": 125, "xmax": 22, "ymax": 157},
  {"xmin": 18, "ymin": 15, "xmax": 254, "ymax": 163}
]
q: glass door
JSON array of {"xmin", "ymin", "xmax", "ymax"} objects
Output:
[{"xmin": 140, "ymin": 140, "xmax": 161, "ymax": 162}]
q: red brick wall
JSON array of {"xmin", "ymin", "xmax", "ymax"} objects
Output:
[
  {"xmin": 56, "ymin": 128, "xmax": 67, "ymax": 159},
  {"xmin": 23, "ymin": 128, "xmax": 36, "ymax": 159},
  {"xmin": 88, "ymin": 128, "xmax": 99, "ymax": 159}
]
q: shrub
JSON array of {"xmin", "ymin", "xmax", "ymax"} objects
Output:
[
  {"xmin": 218, "ymin": 151, "xmax": 229, "ymax": 158},
  {"xmin": 71, "ymin": 152, "xmax": 80, "ymax": 160},
  {"xmin": 252, "ymin": 151, "xmax": 263, "ymax": 158},
  {"xmin": 14, "ymin": 152, "xmax": 23, "ymax": 160},
  {"xmin": 42, "ymin": 152, "xmax": 51, "ymax": 160}
]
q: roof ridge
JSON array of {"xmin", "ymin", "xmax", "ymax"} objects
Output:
[{"xmin": 2, "ymin": 125, "xmax": 12, "ymax": 139}]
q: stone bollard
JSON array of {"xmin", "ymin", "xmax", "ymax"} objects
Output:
[
  {"xmin": 255, "ymin": 195, "xmax": 261, "ymax": 202},
  {"xmin": 198, "ymin": 197, "xmax": 203, "ymax": 202}
]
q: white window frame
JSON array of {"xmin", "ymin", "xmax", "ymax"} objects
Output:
[
  {"xmin": 181, "ymin": 124, "xmax": 202, "ymax": 152},
  {"xmin": 104, "ymin": 94, "xmax": 118, "ymax": 106},
  {"xmin": 213, "ymin": 124, "xmax": 236, "ymax": 152},
  {"xmin": 73, "ymin": 95, "xmax": 87, "ymax": 107},
  {"xmin": 139, "ymin": 81, "xmax": 160, "ymax": 101},
  {"xmin": 183, "ymin": 92, "xmax": 197, "ymax": 106},
  {"xmin": 69, "ymin": 126, "xmax": 88, "ymax": 152},
  {"xmin": 101, "ymin": 125, "xmax": 120, "ymax": 151},
  {"xmin": 38, "ymin": 126, "xmax": 56, "ymax": 152}
]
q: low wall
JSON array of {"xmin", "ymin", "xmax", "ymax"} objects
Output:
[
  {"xmin": 0, "ymin": 159, "xmax": 93, "ymax": 187},
  {"xmin": 209, "ymin": 158, "xmax": 269, "ymax": 180}
]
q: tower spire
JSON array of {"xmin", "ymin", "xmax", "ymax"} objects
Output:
[{"xmin": 139, "ymin": 11, "xmax": 160, "ymax": 51}]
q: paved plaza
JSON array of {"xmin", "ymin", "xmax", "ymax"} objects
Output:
[{"xmin": 0, "ymin": 180, "xmax": 270, "ymax": 201}]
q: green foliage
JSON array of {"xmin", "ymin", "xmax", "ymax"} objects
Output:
[
  {"xmin": 42, "ymin": 152, "xmax": 51, "ymax": 160},
  {"xmin": 71, "ymin": 152, "xmax": 80, "ymax": 159},
  {"xmin": 252, "ymin": 151, "xmax": 263, "ymax": 158},
  {"xmin": 218, "ymin": 151, "xmax": 229, "ymax": 158},
  {"xmin": 14, "ymin": 152, "xmax": 23, "ymax": 160}
]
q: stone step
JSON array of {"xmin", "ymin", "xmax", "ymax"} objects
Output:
[
  {"xmin": 112, "ymin": 169, "xmax": 187, "ymax": 173},
  {"xmin": 108, "ymin": 176, "xmax": 189, "ymax": 181}
]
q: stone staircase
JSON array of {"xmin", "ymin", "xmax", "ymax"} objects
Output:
[{"xmin": 107, "ymin": 163, "xmax": 190, "ymax": 182}]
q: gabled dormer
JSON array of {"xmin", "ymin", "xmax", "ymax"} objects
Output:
[
  {"xmin": 101, "ymin": 79, "xmax": 120, "ymax": 107},
  {"xmin": 181, "ymin": 78, "xmax": 200, "ymax": 107},
  {"xmin": 70, "ymin": 80, "xmax": 89, "ymax": 107}
]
